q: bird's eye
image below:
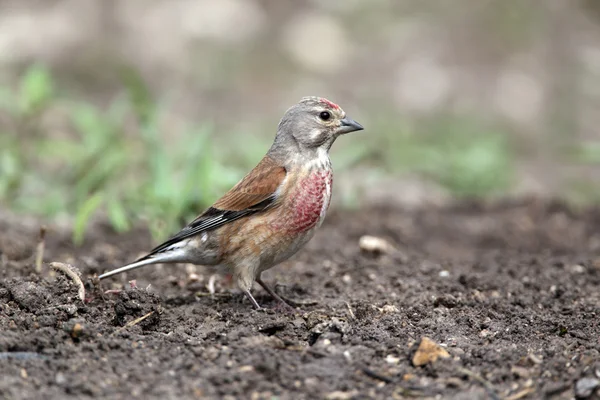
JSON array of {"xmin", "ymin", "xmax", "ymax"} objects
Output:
[{"xmin": 319, "ymin": 111, "xmax": 331, "ymax": 121}]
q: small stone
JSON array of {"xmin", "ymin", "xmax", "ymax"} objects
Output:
[
  {"xmin": 55, "ymin": 372, "xmax": 66, "ymax": 385},
  {"xmin": 343, "ymin": 350, "xmax": 352, "ymax": 363},
  {"xmin": 575, "ymin": 378, "xmax": 600, "ymax": 398},
  {"xmin": 20, "ymin": 368, "xmax": 27, "ymax": 379},
  {"xmin": 359, "ymin": 235, "xmax": 395, "ymax": 255},
  {"xmin": 568, "ymin": 264, "xmax": 586, "ymax": 274},
  {"xmin": 380, "ymin": 304, "xmax": 399, "ymax": 314},
  {"xmin": 403, "ymin": 373, "xmax": 416, "ymax": 381},
  {"xmin": 71, "ymin": 323, "xmax": 83, "ymax": 339},
  {"xmin": 412, "ymin": 337, "xmax": 450, "ymax": 367},
  {"xmin": 439, "ymin": 270, "xmax": 450, "ymax": 278},
  {"xmin": 341, "ymin": 274, "xmax": 352, "ymax": 284},
  {"xmin": 433, "ymin": 294, "xmax": 459, "ymax": 308},
  {"xmin": 385, "ymin": 354, "xmax": 400, "ymax": 364},
  {"xmin": 325, "ymin": 390, "xmax": 359, "ymax": 400},
  {"xmin": 58, "ymin": 304, "xmax": 78, "ymax": 317},
  {"xmin": 479, "ymin": 329, "xmax": 492, "ymax": 338},
  {"xmin": 304, "ymin": 377, "xmax": 319, "ymax": 387}
]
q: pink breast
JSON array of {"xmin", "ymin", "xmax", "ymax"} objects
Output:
[{"xmin": 285, "ymin": 170, "xmax": 332, "ymax": 234}]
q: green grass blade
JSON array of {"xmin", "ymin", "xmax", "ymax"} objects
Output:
[{"xmin": 73, "ymin": 193, "xmax": 104, "ymax": 245}]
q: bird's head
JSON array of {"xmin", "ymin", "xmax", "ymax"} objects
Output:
[{"xmin": 273, "ymin": 97, "xmax": 363, "ymax": 155}]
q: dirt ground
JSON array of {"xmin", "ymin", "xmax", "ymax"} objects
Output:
[{"xmin": 1, "ymin": 199, "xmax": 600, "ymax": 400}]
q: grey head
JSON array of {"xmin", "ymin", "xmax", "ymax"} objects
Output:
[{"xmin": 269, "ymin": 96, "xmax": 363, "ymax": 161}]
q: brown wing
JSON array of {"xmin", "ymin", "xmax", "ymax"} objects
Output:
[
  {"xmin": 139, "ymin": 155, "xmax": 286, "ymax": 257},
  {"xmin": 214, "ymin": 155, "xmax": 286, "ymax": 211}
]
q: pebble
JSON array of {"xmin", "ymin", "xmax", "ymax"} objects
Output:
[
  {"xmin": 412, "ymin": 337, "xmax": 450, "ymax": 367},
  {"xmin": 433, "ymin": 294, "xmax": 459, "ymax": 308},
  {"xmin": 380, "ymin": 304, "xmax": 399, "ymax": 314},
  {"xmin": 568, "ymin": 264, "xmax": 587, "ymax": 274},
  {"xmin": 55, "ymin": 372, "xmax": 66, "ymax": 385},
  {"xmin": 359, "ymin": 235, "xmax": 395, "ymax": 255},
  {"xmin": 575, "ymin": 378, "xmax": 600, "ymax": 398},
  {"xmin": 385, "ymin": 354, "xmax": 400, "ymax": 364}
]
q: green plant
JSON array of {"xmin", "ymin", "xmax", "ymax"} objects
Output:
[
  {"xmin": 0, "ymin": 64, "xmax": 246, "ymax": 245},
  {"xmin": 0, "ymin": 65, "xmax": 519, "ymax": 246},
  {"xmin": 418, "ymin": 116, "xmax": 514, "ymax": 197},
  {"xmin": 370, "ymin": 113, "xmax": 514, "ymax": 197}
]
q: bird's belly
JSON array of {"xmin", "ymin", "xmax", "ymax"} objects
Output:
[
  {"xmin": 255, "ymin": 169, "xmax": 333, "ymax": 271},
  {"xmin": 222, "ymin": 169, "xmax": 333, "ymax": 275},
  {"xmin": 265, "ymin": 228, "xmax": 317, "ymax": 268}
]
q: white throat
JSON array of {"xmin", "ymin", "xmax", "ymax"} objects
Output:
[{"xmin": 308, "ymin": 147, "xmax": 332, "ymax": 169}]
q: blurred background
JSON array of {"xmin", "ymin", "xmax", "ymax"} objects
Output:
[{"xmin": 2, "ymin": 0, "xmax": 600, "ymax": 243}]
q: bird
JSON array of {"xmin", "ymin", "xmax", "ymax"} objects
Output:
[{"xmin": 98, "ymin": 96, "xmax": 364, "ymax": 309}]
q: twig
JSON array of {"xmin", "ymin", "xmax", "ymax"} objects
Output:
[
  {"xmin": 345, "ymin": 301, "xmax": 355, "ymax": 320},
  {"xmin": 357, "ymin": 364, "xmax": 393, "ymax": 384},
  {"xmin": 35, "ymin": 226, "xmax": 46, "ymax": 274},
  {"xmin": 112, "ymin": 311, "xmax": 155, "ymax": 335},
  {"xmin": 506, "ymin": 387, "xmax": 536, "ymax": 400},
  {"xmin": 50, "ymin": 262, "xmax": 85, "ymax": 303},
  {"xmin": 457, "ymin": 367, "xmax": 500, "ymax": 400}
]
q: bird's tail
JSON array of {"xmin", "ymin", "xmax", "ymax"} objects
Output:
[
  {"xmin": 98, "ymin": 247, "xmax": 188, "ymax": 280},
  {"xmin": 97, "ymin": 257, "xmax": 159, "ymax": 280}
]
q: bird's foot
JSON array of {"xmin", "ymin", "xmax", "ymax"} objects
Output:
[
  {"xmin": 272, "ymin": 300, "xmax": 298, "ymax": 314},
  {"xmin": 256, "ymin": 278, "xmax": 300, "ymax": 314},
  {"xmin": 243, "ymin": 289, "xmax": 263, "ymax": 310}
]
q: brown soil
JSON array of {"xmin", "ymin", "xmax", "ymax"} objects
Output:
[{"xmin": 1, "ymin": 199, "xmax": 600, "ymax": 399}]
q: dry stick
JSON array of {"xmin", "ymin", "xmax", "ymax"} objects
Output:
[
  {"xmin": 112, "ymin": 311, "xmax": 155, "ymax": 336},
  {"xmin": 35, "ymin": 226, "xmax": 46, "ymax": 274},
  {"xmin": 49, "ymin": 262, "xmax": 85, "ymax": 303},
  {"xmin": 345, "ymin": 301, "xmax": 356, "ymax": 320},
  {"xmin": 357, "ymin": 364, "xmax": 394, "ymax": 384},
  {"xmin": 505, "ymin": 387, "xmax": 536, "ymax": 400},
  {"xmin": 457, "ymin": 367, "xmax": 500, "ymax": 400}
]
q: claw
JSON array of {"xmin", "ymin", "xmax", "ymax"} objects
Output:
[
  {"xmin": 256, "ymin": 277, "xmax": 297, "ymax": 313},
  {"xmin": 243, "ymin": 289, "xmax": 262, "ymax": 310}
]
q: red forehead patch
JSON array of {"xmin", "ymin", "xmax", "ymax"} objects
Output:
[{"xmin": 319, "ymin": 98, "xmax": 340, "ymax": 110}]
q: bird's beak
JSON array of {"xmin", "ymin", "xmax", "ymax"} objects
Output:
[{"xmin": 338, "ymin": 117, "xmax": 364, "ymax": 134}]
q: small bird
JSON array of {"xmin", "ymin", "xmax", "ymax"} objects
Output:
[{"xmin": 98, "ymin": 97, "xmax": 363, "ymax": 309}]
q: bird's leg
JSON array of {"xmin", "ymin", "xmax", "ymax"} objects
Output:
[
  {"xmin": 256, "ymin": 276, "xmax": 296, "ymax": 312},
  {"xmin": 243, "ymin": 289, "xmax": 262, "ymax": 310}
]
